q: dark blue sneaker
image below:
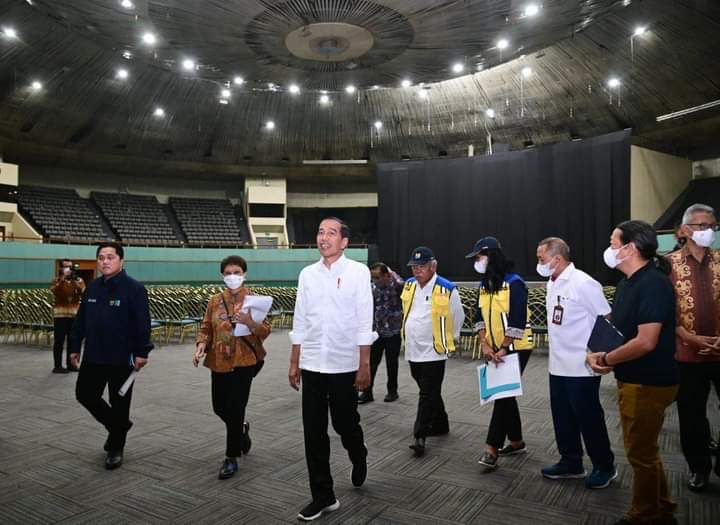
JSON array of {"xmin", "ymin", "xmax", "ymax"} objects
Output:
[
  {"xmin": 585, "ymin": 466, "xmax": 618, "ymax": 489},
  {"xmin": 218, "ymin": 457, "xmax": 238, "ymax": 480},
  {"xmin": 541, "ymin": 462, "xmax": 586, "ymax": 479}
]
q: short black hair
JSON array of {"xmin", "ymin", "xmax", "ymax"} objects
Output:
[
  {"xmin": 96, "ymin": 242, "xmax": 124, "ymax": 259},
  {"xmin": 320, "ymin": 216, "xmax": 350, "ymax": 239},
  {"xmin": 221, "ymin": 255, "xmax": 248, "ymax": 273},
  {"xmin": 616, "ymin": 220, "xmax": 670, "ymax": 274},
  {"xmin": 370, "ymin": 262, "xmax": 389, "ymax": 274},
  {"xmin": 61, "ymin": 258, "xmax": 73, "ymax": 265}
]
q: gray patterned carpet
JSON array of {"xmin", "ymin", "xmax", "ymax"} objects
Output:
[{"xmin": 1, "ymin": 334, "xmax": 719, "ymax": 524}]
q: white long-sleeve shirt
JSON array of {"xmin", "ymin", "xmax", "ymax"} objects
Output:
[
  {"xmin": 404, "ymin": 273, "xmax": 465, "ymax": 362},
  {"xmin": 290, "ymin": 254, "xmax": 377, "ymax": 373}
]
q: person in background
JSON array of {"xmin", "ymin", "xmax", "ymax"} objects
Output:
[
  {"xmin": 666, "ymin": 203, "xmax": 720, "ymax": 491},
  {"xmin": 50, "ymin": 258, "xmax": 85, "ymax": 373},
  {"xmin": 536, "ymin": 237, "xmax": 616, "ymax": 489},
  {"xmin": 587, "ymin": 220, "xmax": 679, "ymax": 525},
  {"xmin": 193, "ymin": 255, "xmax": 271, "ymax": 480},
  {"xmin": 469, "ymin": 236, "xmax": 534, "ymax": 471},
  {"xmin": 358, "ymin": 262, "xmax": 404, "ymax": 404}
]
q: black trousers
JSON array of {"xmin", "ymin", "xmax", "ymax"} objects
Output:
[
  {"xmin": 76, "ymin": 362, "xmax": 134, "ymax": 451},
  {"xmin": 677, "ymin": 361, "xmax": 720, "ymax": 474},
  {"xmin": 369, "ymin": 334, "xmax": 401, "ymax": 394},
  {"xmin": 302, "ymin": 369, "xmax": 366, "ymax": 504},
  {"xmin": 409, "ymin": 360, "xmax": 449, "ymax": 438},
  {"xmin": 211, "ymin": 366, "xmax": 254, "ymax": 458},
  {"xmin": 53, "ymin": 317, "xmax": 74, "ymax": 368},
  {"xmin": 486, "ymin": 350, "xmax": 531, "ymax": 449}
]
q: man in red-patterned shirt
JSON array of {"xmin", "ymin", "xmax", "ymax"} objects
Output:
[{"xmin": 667, "ymin": 203, "xmax": 720, "ymax": 492}]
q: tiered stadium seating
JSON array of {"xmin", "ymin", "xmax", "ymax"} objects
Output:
[
  {"xmin": 92, "ymin": 192, "xmax": 179, "ymax": 245},
  {"xmin": 16, "ymin": 186, "xmax": 108, "ymax": 241},
  {"xmin": 170, "ymin": 197, "xmax": 250, "ymax": 246}
]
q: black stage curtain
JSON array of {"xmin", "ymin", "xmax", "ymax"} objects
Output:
[{"xmin": 377, "ymin": 130, "xmax": 631, "ymax": 284}]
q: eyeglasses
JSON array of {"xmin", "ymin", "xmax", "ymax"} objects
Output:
[{"xmin": 686, "ymin": 223, "xmax": 719, "ymax": 231}]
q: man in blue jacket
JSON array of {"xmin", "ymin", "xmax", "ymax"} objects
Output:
[{"xmin": 70, "ymin": 242, "xmax": 153, "ymax": 470}]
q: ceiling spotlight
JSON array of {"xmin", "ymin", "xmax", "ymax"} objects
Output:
[
  {"xmin": 122, "ymin": 50, "xmax": 133, "ymax": 60},
  {"xmin": 120, "ymin": 0, "xmax": 134, "ymax": 8},
  {"xmin": 371, "ymin": 85, "xmax": 380, "ymax": 90},
  {"xmin": 521, "ymin": 66, "xmax": 533, "ymax": 78},
  {"xmin": 523, "ymin": 4, "xmax": 540, "ymax": 17},
  {"xmin": 30, "ymin": 80, "xmax": 42, "ymax": 91},
  {"xmin": 476, "ymin": 63, "xmax": 485, "ymax": 71},
  {"xmin": 401, "ymin": 79, "xmax": 412, "ymax": 88},
  {"xmin": 153, "ymin": 107, "xmax": 165, "ymax": 117},
  {"xmin": 182, "ymin": 59, "xmax": 195, "ymax": 71},
  {"xmin": 116, "ymin": 68, "xmax": 129, "ymax": 80},
  {"xmin": 418, "ymin": 89, "xmax": 428, "ymax": 99},
  {"xmin": 220, "ymin": 88, "xmax": 231, "ymax": 98},
  {"xmin": 233, "ymin": 76, "xmax": 244, "ymax": 86},
  {"xmin": 2, "ymin": 27, "xmax": 18, "ymax": 39},
  {"xmin": 267, "ymin": 83, "xmax": 277, "ymax": 91},
  {"xmin": 219, "ymin": 98, "xmax": 229, "ymax": 105},
  {"xmin": 607, "ymin": 77, "xmax": 621, "ymax": 88},
  {"xmin": 345, "ymin": 85, "xmax": 356, "ymax": 94},
  {"xmin": 452, "ymin": 63, "xmax": 464, "ymax": 74},
  {"xmin": 374, "ymin": 120, "xmax": 383, "ymax": 130},
  {"xmin": 497, "ymin": 38, "xmax": 509, "ymax": 50},
  {"xmin": 288, "ymin": 84, "xmax": 300, "ymax": 94},
  {"xmin": 319, "ymin": 94, "xmax": 330, "ymax": 104},
  {"xmin": 633, "ymin": 25, "xmax": 647, "ymax": 36},
  {"xmin": 265, "ymin": 121, "xmax": 275, "ymax": 130},
  {"xmin": 141, "ymin": 32, "xmax": 156, "ymax": 45},
  {"xmin": 485, "ymin": 108, "xmax": 496, "ymax": 118}
]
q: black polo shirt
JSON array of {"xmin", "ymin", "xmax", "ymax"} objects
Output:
[{"xmin": 611, "ymin": 262, "xmax": 678, "ymax": 386}]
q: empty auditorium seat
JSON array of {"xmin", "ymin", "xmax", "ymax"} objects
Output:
[
  {"xmin": 92, "ymin": 192, "xmax": 179, "ymax": 245},
  {"xmin": 170, "ymin": 197, "xmax": 250, "ymax": 246}
]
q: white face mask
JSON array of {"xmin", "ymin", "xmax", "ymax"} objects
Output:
[
  {"xmin": 691, "ymin": 228, "xmax": 715, "ymax": 248},
  {"xmin": 474, "ymin": 259, "xmax": 488, "ymax": 274},
  {"xmin": 603, "ymin": 244, "xmax": 628, "ymax": 269},
  {"xmin": 536, "ymin": 260, "xmax": 555, "ymax": 278},
  {"xmin": 223, "ymin": 274, "xmax": 245, "ymax": 289}
]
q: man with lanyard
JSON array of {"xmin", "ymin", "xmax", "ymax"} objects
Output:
[
  {"xmin": 70, "ymin": 242, "xmax": 153, "ymax": 470},
  {"xmin": 401, "ymin": 246, "xmax": 464, "ymax": 457},
  {"xmin": 289, "ymin": 217, "xmax": 375, "ymax": 522},
  {"xmin": 536, "ymin": 237, "xmax": 617, "ymax": 488}
]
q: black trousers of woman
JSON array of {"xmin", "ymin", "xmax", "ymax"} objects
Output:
[
  {"xmin": 211, "ymin": 366, "xmax": 254, "ymax": 457},
  {"xmin": 486, "ymin": 350, "xmax": 531, "ymax": 449}
]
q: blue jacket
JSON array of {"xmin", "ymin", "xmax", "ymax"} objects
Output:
[{"xmin": 71, "ymin": 270, "xmax": 153, "ymax": 366}]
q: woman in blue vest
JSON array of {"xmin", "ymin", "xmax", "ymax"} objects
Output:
[{"xmin": 467, "ymin": 237, "xmax": 534, "ymax": 470}]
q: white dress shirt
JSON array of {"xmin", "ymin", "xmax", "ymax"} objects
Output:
[
  {"xmin": 546, "ymin": 263, "xmax": 611, "ymax": 377},
  {"xmin": 290, "ymin": 254, "xmax": 376, "ymax": 373},
  {"xmin": 404, "ymin": 273, "xmax": 465, "ymax": 363}
]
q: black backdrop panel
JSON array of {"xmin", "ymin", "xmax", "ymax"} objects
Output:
[{"xmin": 377, "ymin": 130, "xmax": 631, "ymax": 283}]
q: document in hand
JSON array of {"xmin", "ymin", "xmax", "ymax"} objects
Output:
[
  {"xmin": 233, "ymin": 295, "xmax": 274, "ymax": 336},
  {"xmin": 477, "ymin": 353, "xmax": 523, "ymax": 406},
  {"xmin": 587, "ymin": 316, "xmax": 624, "ymax": 354}
]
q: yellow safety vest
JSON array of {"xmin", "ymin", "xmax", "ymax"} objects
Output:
[
  {"xmin": 401, "ymin": 276, "xmax": 457, "ymax": 354},
  {"xmin": 477, "ymin": 276, "xmax": 533, "ymax": 351}
]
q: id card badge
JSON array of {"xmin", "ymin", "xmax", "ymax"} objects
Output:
[{"xmin": 552, "ymin": 295, "xmax": 564, "ymax": 325}]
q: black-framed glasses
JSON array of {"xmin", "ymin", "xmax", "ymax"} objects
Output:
[{"xmin": 686, "ymin": 223, "xmax": 719, "ymax": 231}]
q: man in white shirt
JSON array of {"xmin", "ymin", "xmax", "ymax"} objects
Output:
[
  {"xmin": 401, "ymin": 246, "xmax": 464, "ymax": 457},
  {"xmin": 535, "ymin": 237, "xmax": 617, "ymax": 489},
  {"xmin": 289, "ymin": 217, "xmax": 376, "ymax": 522}
]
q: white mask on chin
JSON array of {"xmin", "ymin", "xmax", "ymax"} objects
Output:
[
  {"xmin": 474, "ymin": 259, "xmax": 488, "ymax": 274},
  {"xmin": 223, "ymin": 274, "xmax": 245, "ymax": 289},
  {"xmin": 536, "ymin": 261, "xmax": 555, "ymax": 278},
  {"xmin": 691, "ymin": 228, "xmax": 715, "ymax": 248}
]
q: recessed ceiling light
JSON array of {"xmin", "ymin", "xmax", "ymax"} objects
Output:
[
  {"xmin": 524, "ymin": 4, "xmax": 540, "ymax": 17},
  {"xmin": 623, "ymin": 0, "xmax": 632, "ymax": 6},
  {"xmin": 116, "ymin": 68, "xmax": 129, "ymax": 80},
  {"xmin": 219, "ymin": 98, "xmax": 229, "ymax": 105},
  {"xmin": 607, "ymin": 77, "xmax": 621, "ymax": 88},
  {"xmin": 633, "ymin": 25, "xmax": 647, "ymax": 36},
  {"xmin": 418, "ymin": 89, "xmax": 428, "ymax": 99},
  {"xmin": 2, "ymin": 27, "xmax": 18, "ymax": 39},
  {"xmin": 497, "ymin": 38, "xmax": 509, "ymax": 50},
  {"xmin": 319, "ymin": 94, "xmax": 329, "ymax": 104},
  {"xmin": 220, "ymin": 88, "xmax": 231, "ymax": 98},
  {"xmin": 476, "ymin": 63, "xmax": 485, "ymax": 71},
  {"xmin": 182, "ymin": 59, "xmax": 195, "ymax": 71},
  {"xmin": 401, "ymin": 79, "xmax": 412, "ymax": 88},
  {"xmin": 521, "ymin": 66, "xmax": 533, "ymax": 78},
  {"xmin": 485, "ymin": 108, "xmax": 496, "ymax": 118},
  {"xmin": 267, "ymin": 83, "xmax": 277, "ymax": 91},
  {"xmin": 233, "ymin": 76, "xmax": 244, "ymax": 85},
  {"xmin": 288, "ymin": 84, "xmax": 300, "ymax": 94},
  {"xmin": 452, "ymin": 63, "xmax": 464, "ymax": 74},
  {"xmin": 345, "ymin": 85, "xmax": 356, "ymax": 94},
  {"xmin": 153, "ymin": 107, "xmax": 165, "ymax": 117},
  {"xmin": 371, "ymin": 85, "xmax": 380, "ymax": 90},
  {"xmin": 122, "ymin": 50, "xmax": 133, "ymax": 60},
  {"xmin": 374, "ymin": 121, "xmax": 383, "ymax": 130},
  {"xmin": 265, "ymin": 120, "xmax": 275, "ymax": 130},
  {"xmin": 30, "ymin": 80, "xmax": 42, "ymax": 91},
  {"xmin": 120, "ymin": 0, "xmax": 134, "ymax": 9},
  {"xmin": 142, "ymin": 32, "xmax": 156, "ymax": 45}
]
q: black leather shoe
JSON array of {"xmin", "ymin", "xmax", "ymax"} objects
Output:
[
  {"xmin": 218, "ymin": 457, "xmax": 238, "ymax": 480},
  {"xmin": 358, "ymin": 391, "xmax": 374, "ymax": 404},
  {"xmin": 105, "ymin": 450, "xmax": 123, "ymax": 470},
  {"xmin": 409, "ymin": 437, "xmax": 426, "ymax": 457},
  {"xmin": 384, "ymin": 392, "xmax": 399, "ymax": 402},
  {"xmin": 688, "ymin": 471, "xmax": 709, "ymax": 492},
  {"xmin": 241, "ymin": 422, "xmax": 251, "ymax": 455},
  {"xmin": 351, "ymin": 445, "xmax": 368, "ymax": 487}
]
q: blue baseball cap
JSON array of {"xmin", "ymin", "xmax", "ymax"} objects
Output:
[
  {"xmin": 407, "ymin": 246, "xmax": 435, "ymax": 266},
  {"xmin": 465, "ymin": 236, "xmax": 501, "ymax": 258}
]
